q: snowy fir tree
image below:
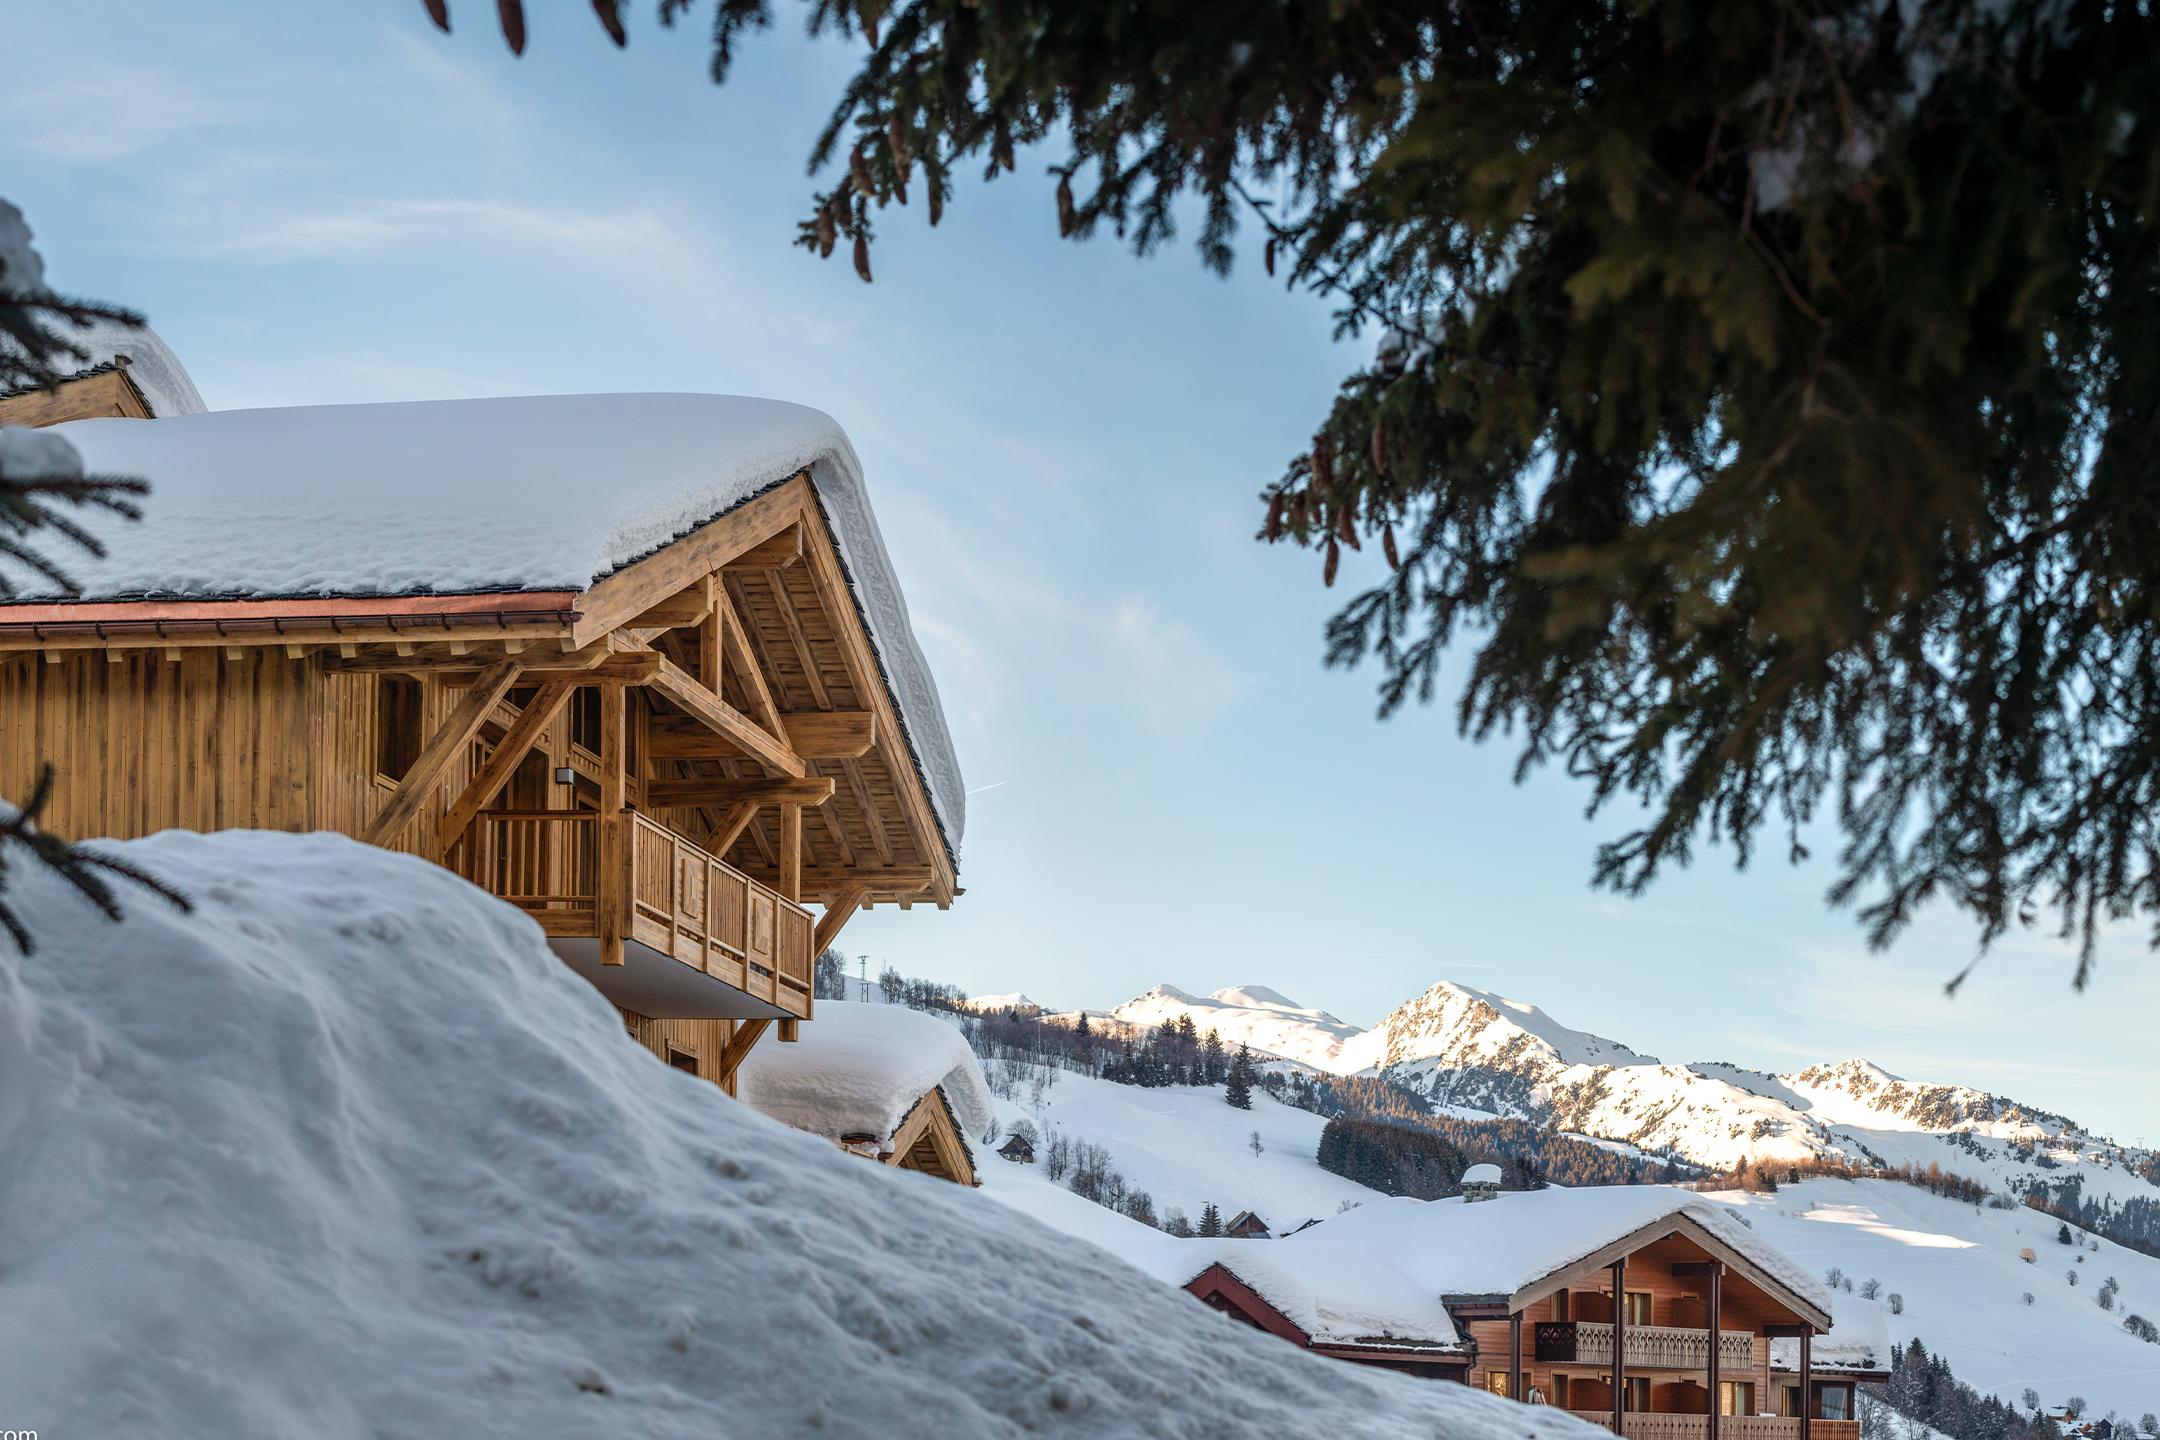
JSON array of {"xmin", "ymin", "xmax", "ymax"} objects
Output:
[
  {"xmin": 445, "ymin": 0, "xmax": 2160, "ymax": 982},
  {"xmin": 1197, "ymin": 1202, "xmax": 1222, "ymax": 1238},
  {"xmin": 1224, "ymin": 1043, "xmax": 1255, "ymax": 1111}
]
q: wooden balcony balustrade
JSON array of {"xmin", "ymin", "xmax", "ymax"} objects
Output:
[
  {"xmin": 1537, "ymin": 1321, "xmax": 1756, "ymax": 1371},
  {"xmin": 447, "ymin": 809, "xmax": 813, "ymax": 1020},
  {"xmin": 1566, "ymin": 1415, "xmax": 1859, "ymax": 1440}
]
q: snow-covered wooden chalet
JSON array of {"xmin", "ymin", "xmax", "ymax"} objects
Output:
[
  {"xmin": 0, "ymin": 383, "xmax": 964, "ymax": 1091},
  {"xmin": 1178, "ymin": 1187, "xmax": 1853, "ymax": 1440}
]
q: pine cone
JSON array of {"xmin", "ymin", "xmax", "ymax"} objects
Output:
[
  {"xmin": 1370, "ymin": 417, "xmax": 1388, "ymax": 475},
  {"xmin": 887, "ymin": 116, "xmax": 911, "ymax": 173},
  {"xmin": 1324, "ymin": 538, "xmax": 1341, "ymax": 588},
  {"xmin": 1264, "ymin": 492, "xmax": 1287, "ymax": 540},
  {"xmin": 1383, "ymin": 523, "xmax": 1401, "ymax": 571},
  {"xmin": 1056, "ymin": 176, "xmax": 1076, "ymax": 237},
  {"xmin": 1312, "ymin": 432, "xmax": 1333, "ymax": 491},
  {"xmin": 853, "ymin": 232, "xmax": 873, "ymax": 283},
  {"xmin": 1337, "ymin": 504, "xmax": 1360, "ymax": 550},
  {"xmin": 850, "ymin": 146, "xmax": 874, "ymax": 198}
]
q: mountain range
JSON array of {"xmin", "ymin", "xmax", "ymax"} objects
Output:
[{"xmin": 1045, "ymin": 979, "xmax": 2156, "ymax": 1204}]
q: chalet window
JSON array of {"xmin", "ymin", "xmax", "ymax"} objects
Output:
[
  {"xmin": 1624, "ymin": 1291, "xmax": 1654, "ymax": 1327},
  {"xmin": 570, "ymin": 686, "xmax": 600, "ymax": 752},
  {"xmin": 668, "ymin": 1047, "xmax": 700, "ymax": 1077},
  {"xmin": 1485, "ymin": 1371, "xmax": 1511, "ymax": 1399},
  {"xmin": 1551, "ymin": 1375, "xmax": 1570, "ymax": 1408},
  {"xmin": 1820, "ymin": 1386, "xmax": 1852, "ymax": 1422},
  {"xmin": 1782, "ymin": 1386, "xmax": 1805, "ymax": 1418},
  {"xmin": 375, "ymin": 676, "xmax": 423, "ymax": 782},
  {"xmin": 1625, "ymin": 1378, "xmax": 1651, "ymax": 1412},
  {"xmin": 1720, "ymin": 1381, "xmax": 1758, "ymax": 1416}
]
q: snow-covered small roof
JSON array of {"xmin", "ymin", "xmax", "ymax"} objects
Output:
[
  {"xmin": 1772, "ymin": 1298, "xmax": 1889, "ymax": 1374},
  {"xmin": 1160, "ymin": 1186, "xmax": 1831, "ymax": 1348},
  {"xmin": 25, "ymin": 315, "xmax": 206, "ymax": 418},
  {"xmin": 737, "ymin": 1001, "xmax": 992, "ymax": 1148},
  {"xmin": 31, "ymin": 394, "xmax": 963, "ymax": 844},
  {"xmin": 1462, "ymin": 1163, "xmax": 1504, "ymax": 1186}
]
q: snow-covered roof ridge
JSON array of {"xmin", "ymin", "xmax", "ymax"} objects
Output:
[
  {"xmin": 29, "ymin": 393, "xmax": 963, "ymax": 846},
  {"xmin": 737, "ymin": 999, "xmax": 993, "ymax": 1147}
]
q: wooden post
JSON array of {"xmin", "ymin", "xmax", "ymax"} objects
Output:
[
  {"xmin": 1611, "ymin": 1257, "xmax": 1627, "ymax": 1436},
  {"xmin": 1509, "ymin": 1310, "xmax": 1523, "ymax": 1403},
  {"xmin": 1707, "ymin": 1261, "xmax": 1723, "ymax": 1440},
  {"xmin": 700, "ymin": 577, "xmax": 724, "ymax": 694},
  {"xmin": 778, "ymin": 801, "xmax": 802, "ymax": 903},
  {"xmin": 1799, "ymin": 1329, "xmax": 1813, "ymax": 1440},
  {"xmin": 598, "ymin": 681, "xmax": 627, "ymax": 966}
]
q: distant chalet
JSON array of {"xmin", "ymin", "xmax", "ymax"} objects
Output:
[
  {"xmin": 1179, "ymin": 1186, "xmax": 1860, "ymax": 1440},
  {"xmin": 0, "ymin": 376, "xmax": 965, "ymax": 1092}
]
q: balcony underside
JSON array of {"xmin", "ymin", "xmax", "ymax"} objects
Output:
[{"xmin": 548, "ymin": 937, "xmax": 800, "ymax": 1021}]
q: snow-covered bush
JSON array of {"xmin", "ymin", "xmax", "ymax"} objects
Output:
[
  {"xmin": 1861, "ymin": 1277, "xmax": 1881, "ymax": 1300},
  {"xmin": 1888, "ymin": 1292, "xmax": 1904, "ymax": 1315}
]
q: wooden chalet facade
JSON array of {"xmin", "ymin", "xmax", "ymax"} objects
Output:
[
  {"xmin": 0, "ymin": 391, "xmax": 962, "ymax": 1093},
  {"xmin": 1181, "ymin": 1189, "xmax": 1857, "ymax": 1440}
]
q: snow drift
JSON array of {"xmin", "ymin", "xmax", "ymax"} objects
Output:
[{"xmin": 0, "ymin": 829, "xmax": 1599, "ymax": 1439}]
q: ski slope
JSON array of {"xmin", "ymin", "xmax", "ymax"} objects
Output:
[{"xmin": 1702, "ymin": 1180, "xmax": 2160, "ymax": 1419}]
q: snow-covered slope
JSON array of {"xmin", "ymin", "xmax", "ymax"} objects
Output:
[
  {"xmin": 0, "ymin": 829, "xmax": 1606, "ymax": 1440},
  {"xmin": 986, "ymin": 1067, "xmax": 1379, "ymax": 1231},
  {"xmin": 1096, "ymin": 980, "xmax": 2157, "ymax": 1194},
  {"xmin": 1704, "ymin": 1180, "xmax": 2160, "ymax": 1421}
]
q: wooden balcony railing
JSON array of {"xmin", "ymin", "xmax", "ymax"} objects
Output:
[
  {"xmin": 447, "ymin": 809, "xmax": 812, "ymax": 1020},
  {"xmin": 1537, "ymin": 1322, "xmax": 1755, "ymax": 1371},
  {"xmin": 1566, "ymin": 1414, "xmax": 1859, "ymax": 1440}
]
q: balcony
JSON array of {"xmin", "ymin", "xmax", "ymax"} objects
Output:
[
  {"xmin": 1566, "ymin": 1415, "xmax": 1859, "ymax": 1440},
  {"xmin": 1537, "ymin": 1322, "xmax": 1755, "ymax": 1371},
  {"xmin": 448, "ymin": 810, "xmax": 813, "ymax": 1021}
]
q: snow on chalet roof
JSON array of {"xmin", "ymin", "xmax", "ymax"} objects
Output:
[
  {"xmin": 28, "ymin": 393, "xmax": 964, "ymax": 844},
  {"xmin": 1773, "ymin": 1298, "xmax": 1889, "ymax": 1374},
  {"xmin": 1159, "ymin": 1186, "xmax": 1832, "ymax": 1349},
  {"xmin": 736, "ymin": 1000, "xmax": 993, "ymax": 1148}
]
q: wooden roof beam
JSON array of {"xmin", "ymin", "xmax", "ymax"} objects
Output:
[
  {"xmin": 627, "ymin": 574, "xmax": 714, "ymax": 631},
  {"xmin": 647, "ymin": 709, "xmax": 875, "ymax": 761},
  {"xmin": 644, "ymin": 776, "xmax": 836, "ymax": 808},
  {"xmin": 646, "ymin": 655, "xmax": 804, "ymax": 778},
  {"xmin": 727, "ymin": 525, "xmax": 804, "ymax": 571}
]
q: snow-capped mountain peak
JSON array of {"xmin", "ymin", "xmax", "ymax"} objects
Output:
[{"xmin": 1374, "ymin": 980, "xmax": 1659, "ymax": 1072}]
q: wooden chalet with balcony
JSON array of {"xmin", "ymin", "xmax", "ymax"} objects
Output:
[
  {"xmin": 0, "ymin": 391, "xmax": 964, "ymax": 1091},
  {"xmin": 1177, "ymin": 1186, "xmax": 1855, "ymax": 1440}
]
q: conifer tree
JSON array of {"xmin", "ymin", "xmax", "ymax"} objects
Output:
[
  {"xmin": 1197, "ymin": 1201, "xmax": 1222, "ymax": 1238},
  {"xmin": 1201, "ymin": 1029, "xmax": 1226, "ymax": 1087},
  {"xmin": 0, "ymin": 199, "xmax": 186, "ymax": 951},
  {"xmin": 442, "ymin": 0, "xmax": 2160, "ymax": 982},
  {"xmin": 1225, "ymin": 1043, "xmax": 1254, "ymax": 1111}
]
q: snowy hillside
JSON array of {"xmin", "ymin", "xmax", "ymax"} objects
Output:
[
  {"xmin": 0, "ymin": 829, "xmax": 1605, "ymax": 1440},
  {"xmin": 1703, "ymin": 1180, "xmax": 2160, "ymax": 1421},
  {"xmin": 1089, "ymin": 979, "xmax": 2157, "ymax": 1196},
  {"xmin": 983, "ymin": 1067, "xmax": 1379, "ymax": 1231}
]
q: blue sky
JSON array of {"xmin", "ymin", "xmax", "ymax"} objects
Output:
[{"xmin": 7, "ymin": 2, "xmax": 2154, "ymax": 1142}]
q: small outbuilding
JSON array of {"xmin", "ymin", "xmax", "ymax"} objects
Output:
[
  {"xmin": 1225, "ymin": 1210, "xmax": 1272, "ymax": 1239},
  {"xmin": 998, "ymin": 1133, "xmax": 1036, "ymax": 1164},
  {"xmin": 738, "ymin": 1000, "xmax": 992, "ymax": 1186},
  {"xmin": 1460, "ymin": 1163, "xmax": 1504, "ymax": 1201}
]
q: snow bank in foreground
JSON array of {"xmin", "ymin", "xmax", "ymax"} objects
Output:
[{"xmin": 0, "ymin": 829, "xmax": 1600, "ymax": 1440}]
